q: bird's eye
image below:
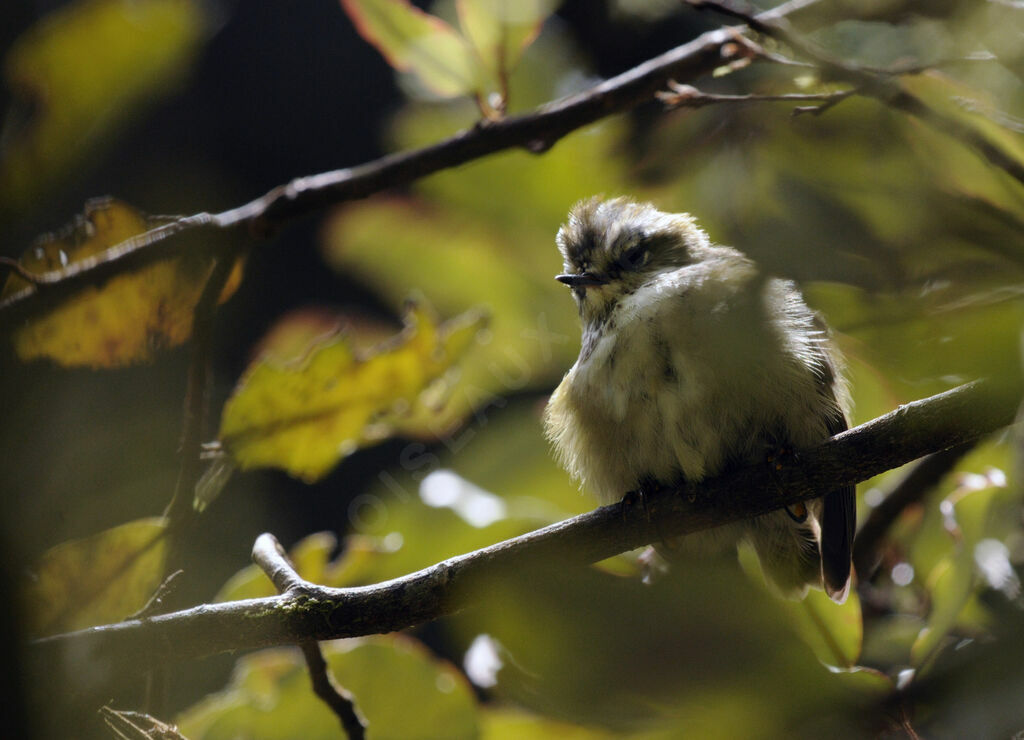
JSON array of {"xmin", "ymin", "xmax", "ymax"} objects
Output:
[{"xmin": 615, "ymin": 241, "xmax": 649, "ymax": 272}]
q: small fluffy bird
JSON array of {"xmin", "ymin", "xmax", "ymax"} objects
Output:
[{"xmin": 544, "ymin": 197, "xmax": 854, "ymax": 601}]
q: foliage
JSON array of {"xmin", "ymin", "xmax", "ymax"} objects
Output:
[
  {"xmin": 2, "ymin": 198, "xmax": 241, "ymax": 367},
  {"xmin": 3, "ymin": 0, "xmax": 1024, "ymax": 738}
]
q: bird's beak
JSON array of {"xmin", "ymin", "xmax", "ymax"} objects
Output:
[{"xmin": 555, "ymin": 272, "xmax": 607, "ymax": 288}]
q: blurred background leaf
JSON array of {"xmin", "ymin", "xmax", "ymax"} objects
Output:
[
  {"xmin": 340, "ymin": 0, "xmax": 481, "ymax": 99},
  {"xmin": 177, "ymin": 636, "xmax": 478, "ymax": 740},
  {"xmin": 0, "ymin": 0, "xmax": 207, "ymax": 219},
  {"xmin": 23, "ymin": 517, "xmax": 167, "ymax": 636}
]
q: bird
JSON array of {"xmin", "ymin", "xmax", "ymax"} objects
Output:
[{"xmin": 544, "ymin": 196, "xmax": 854, "ymax": 602}]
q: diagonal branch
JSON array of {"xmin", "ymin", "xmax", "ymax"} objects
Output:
[
  {"xmin": 0, "ymin": 0, "xmax": 826, "ymax": 329},
  {"xmin": 690, "ymin": 0, "xmax": 1024, "ymax": 185},
  {"xmin": 30, "ymin": 379, "xmax": 1019, "ymax": 689}
]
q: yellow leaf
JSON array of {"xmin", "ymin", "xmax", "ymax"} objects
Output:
[
  {"xmin": 24, "ymin": 517, "xmax": 168, "ymax": 636},
  {"xmin": 220, "ymin": 299, "xmax": 487, "ymax": 482},
  {"xmin": 2, "ymin": 198, "xmax": 242, "ymax": 368}
]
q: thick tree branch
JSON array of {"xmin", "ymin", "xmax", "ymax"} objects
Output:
[
  {"xmin": 30, "ymin": 380, "xmax": 1019, "ymax": 687},
  {"xmin": 0, "ymin": 0, "xmax": 828, "ymax": 330}
]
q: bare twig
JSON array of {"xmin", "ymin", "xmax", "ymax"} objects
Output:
[
  {"xmin": 657, "ymin": 81, "xmax": 856, "ymax": 113},
  {"xmin": 689, "ymin": 0, "xmax": 1024, "ymax": 185},
  {"xmin": 163, "ymin": 254, "xmax": 240, "ymax": 529},
  {"xmin": 253, "ymin": 534, "xmax": 367, "ymax": 740},
  {"xmin": 99, "ymin": 707, "xmax": 186, "ymax": 740},
  {"xmin": 300, "ymin": 643, "xmax": 367, "ymax": 740},
  {"xmin": 251, "ymin": 533, "xmax": 308, "ymax": 595},
  {"xmin": 0, "ymin": 256, "xmax": 40, "ymax": 284},
  {"xmin": 129, "ymin": 570, "xmax": 185, "ymax": 621},
  {"xmin": 0, "ymin": 0, "xmax": 827, "ymax": 329},
  {"xmin": 30, "ymin": 380, "xmax": 1019, "ymax": 685}
]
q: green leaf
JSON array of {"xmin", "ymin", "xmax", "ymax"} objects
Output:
[
  {"xmin": 177, "ymin": 637, "xmax": 479, "ymax": 740},
  {"xmin": 456, "ymin": 0, "xmax": 557, "ymax": 85},
  {"xmin": 910, "ymin": 470, "xmax": 1009, "ymax": 669},
  {"xmin": 480, "ymin": 707, "xmax": 618, "ymax": 739},
  {"xmin": 219, "ymin": 299, "xmax": 487, "ymax": 482},
  {"xmin": 737, "ymin": 542, "xmax": 863, "ymax": 668},
  {"xmin": 0, "ymin": 0, "xmax": 206, "ymax": 216},
  {"xmin": 24, "ymin": 517, "xmax": 168, "ymax": 636},
  {"xmin": 452, "ymin": 561, "xmax": 859, "ymax": 735},
  {"xmin": 2, "ymin": 198, "xmax": 243, "ymax": 368},
  {"xmin": 340, "ymin": 0, "xmax": 480, "ymax": 97}
]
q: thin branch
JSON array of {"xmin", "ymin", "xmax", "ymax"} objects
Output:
[
  {"xmin": 252, "ymin": 533, "xmax": 308, "ymax": 595},
  {"xmin": 852, "ymin": 442, "xmax": 975, "ymax": 579},
  {"xmin": 30, "ymin": 379, "xmax": 1019, "ymax": 685},
  {"xmin": 656, "ymin": 81, "xmax": 856, "ymax": 113},
  {"xmin": 163, "ymin": 254, "xmax": 239, "ymax": 529},
  {"xmin": 689, "ymin": 0, "xmax": 1024, "ymax": 186},
  {"xmin": 129, "ymin": 570, "xmax": 185, "ymax": 621},
  {"xmin": 253, "ymin": 534, "xmax": 367, "ymax": 740},
  {"xmin": 300, "ymin": 643, "xmax": 367, "ymax": 740},
  {"xmin": 99, "ymin": 707, "xmax": 186, "ymax": 740},
  {"xmin": 0, "ymin": 0, "xmax": 827, "ymax": 329},
  {"xmin": 0, "ymin": 256, "xmax": 40, "ymax": 284}
]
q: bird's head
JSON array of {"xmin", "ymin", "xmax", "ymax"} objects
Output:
[{"xmin": 555, "ymin": 197, "xmax": 711, "ymax": 325}]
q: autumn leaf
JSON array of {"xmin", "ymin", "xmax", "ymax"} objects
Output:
[
  {"xmin": 340, "ymin": 0, "xmax": 480, "ymax": 97},
  {"xmin": 2, "ymin": 198, "xmax": 242, "ymax": 368},
  {"xmin": 24, "ymin": 517, "xmax": 168, "ymax": 636},
  {"xmin": 219, "ymin": 299, "xmax": 487, "ymax": 482}
]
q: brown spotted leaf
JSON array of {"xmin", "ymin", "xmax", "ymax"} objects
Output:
[{"xmin": 2, "ymin": 198, "xmax": 242, "ymax": 368}]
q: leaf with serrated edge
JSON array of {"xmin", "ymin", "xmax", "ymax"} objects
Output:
[{"xmin": 220, "ymin": 300, "xmax": 486, "ymax": 482}]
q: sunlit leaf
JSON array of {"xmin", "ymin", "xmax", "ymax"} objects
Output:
[
  {"xmin": 177, "ymin": 637, "xmax": 478, "ymax": 739},
  {"xmin": 219, "ymin": 299, "xmax": 487, "ymax": 482},
  {"xmin": 339, "ymin": 0, "xmax": 480, "ymax": 97},
  {"xmin": 2, "ymin": 198, "xmax": 242, "ymax": 368},
  {"xmin": 737, "ymin": 542, "xmax": 863, "ymax": 668},
  {"xmin": 0, "ymin": 0, "xmax": 206, "ymax": 215},
  {"xmin": 456, "ymin": 0, "xmax": 558, "ymax": 86},
  {"xmin": 24, "ymin": 517, "xmax": 168, "ymax": 636}
]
